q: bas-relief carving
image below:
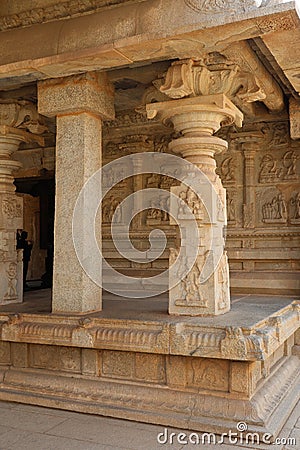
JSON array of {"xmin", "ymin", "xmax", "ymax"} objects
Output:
[
  {"xmin": 262, "ymin": 192, "xmax": 287, "ymax": 224},
  {"xmin": 220, "ymin": 156, "xmax": 235, "ymax": 184},
  {"xmin": 189, "ymin": 359, "xmax": 228, "ymax": 392},
  {"xmin": 226, "ymin": 190, "xmax": 236, "ymax": 225},
  {"xmin": 3, "ymin": 262, "xmax": 17, "ymax": 301},
  {"xmin": 259, "ymin": 150, "xmax": 298, "ymax": 183},
  {"xmin": 175, "ymin": 257, "xmax": 207, "ymax": 308},
  {"xmin": 177, "ymin": 187, "xmax": 204, "ymax": 220},
  {"xmin": 2, "ymin": 198, "xmax": 22, "ymax": 219},
  {"xmin": 290, "ymin": 192, "xmax": 300, "ymax": 224},
  {"xmin": 258, "ymin": 188, "xmax": 300, "ymax": 225}
]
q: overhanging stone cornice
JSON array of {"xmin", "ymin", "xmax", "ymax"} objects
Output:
[{"xmin": 0, "ymin": 2, "xmax": 299, "ymax": 89}]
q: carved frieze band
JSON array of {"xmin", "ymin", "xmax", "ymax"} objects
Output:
[{"xmin": 0, "ymin": 300, "xmax": 298, "ymax": 361}]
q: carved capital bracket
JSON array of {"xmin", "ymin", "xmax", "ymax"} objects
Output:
[{"xmin": 155, "ymin": 49, "xmax": 283, "ymax": 116}]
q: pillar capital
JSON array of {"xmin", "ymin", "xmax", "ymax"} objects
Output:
[
  {"xmin": 0, "ymin": 100, "xmax": 45, "ymax": 192},
  {"xmin": 38, "ymin": 72, "xmax": 115, "ymax": 120}
]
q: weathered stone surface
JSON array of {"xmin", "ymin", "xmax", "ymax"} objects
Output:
[{"xmin": 38, "ymin": 72, "xmax": 114, "ymax": 120}]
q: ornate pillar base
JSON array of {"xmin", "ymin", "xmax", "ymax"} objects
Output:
[{"xmin": 147, "ymin": 94, "xmax": 243, "ymax": 316}]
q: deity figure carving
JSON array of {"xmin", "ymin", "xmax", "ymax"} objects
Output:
[
  {"xmin": 217, "ymin": 254, "xmax": 229, "ymax": 310},
  {"xmin": 175, "ymin": 259, "xmax": 207, "ymax": 307},
  {"xmin": 280, "ymin": 150, "xmax": 298, "ymax": 180},
  {"xmin": 177, "ymin": 188, "xmax": 203, "ymax": 219},
  {"xmin": 290, "ymin": 192, "xmax": 300, "ymax": 223},
  {"xmin": 259, "ymin": 154, "xmax": 278, "ymax": 183},
  {"xmin": 262, "ymin": 193, "xmax": 287, "ymax": 223},
  {"xmin": 4, "ymin": 262, "xmax": 17, "ymax": 300},
  {"xmin": 220, "ymin": 157, "xmax": 235, "ymax": 183},
  {"xmin": 226, "ymin": 192, "xmax": 236, "ymax": 223},
  {"xmin": 270, "ymin": 123, "xmax": 289, "ymax": 147}
]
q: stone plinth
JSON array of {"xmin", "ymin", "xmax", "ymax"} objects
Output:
[
  {"xmin": 147, "ymin": 94, "xmax": 243, "ymax": 316},
  {"xmin": 0, "ymin": 295, "xmax": 298, "ymax": 438},
  {"xmin": 38, "ymin": 72, "xmax": 115, "ymax": 313}
]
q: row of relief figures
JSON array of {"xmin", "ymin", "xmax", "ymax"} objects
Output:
[
  {"xmin": 227, "ymin": 189, "xmax": 300, "ymax": 226},
  {"xmin": 101, "ymin": 184, "xmax": 300, "ymax": 228},
  {"xmin": 217, "ymin": 149, "xmax": 299, "ymax": 186}
]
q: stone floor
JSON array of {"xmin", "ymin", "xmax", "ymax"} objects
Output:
[
  {"xmin": 0, "ymin": 399, "xmax": 298, "ymax": 450},
  {"xmin": 0, "ymin": 289, "xmax": 299, "ymax": 325}
]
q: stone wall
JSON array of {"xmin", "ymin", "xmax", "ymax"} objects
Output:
[{"xmin": 14, "ymin": 110, "xmax": 300, "ymax": 294}]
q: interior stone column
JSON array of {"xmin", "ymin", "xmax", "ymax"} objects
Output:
[
  {"xmin": 147, "ymin": 94, "xmax": 243, "ymax": 316},
  {"xmin": 0, "ymin": 101, "xmax": 44, "ymax": 305},
  {"xmin": 38, "ymin": 73, "xmax": 114, "ymax": 313},
  {"xmin": 233, "ymin": 132, "xmax": 264, "ymax": 229}
]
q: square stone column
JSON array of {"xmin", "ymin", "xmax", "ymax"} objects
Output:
[{"xmin": 38, "ymin": 72, "xmax": 114, "ymax": 313}]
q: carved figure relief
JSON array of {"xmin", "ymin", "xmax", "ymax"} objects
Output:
[
  {"xmin": 220, "ymin": 157, "xmax": 235, "ymax": 183},
  {"xmin": 146, "ymin": 196, "xmax": 169, "ymax": 224},
  {"xmin": 2, "ymin": 199, "xmax": 22, "ymax": 219},
  {"xmin": 270, "ymin": 123, "xmax": 289, "ymax": 147},
  {"xmin": 262, "ymin": 193, "xmax": 287, "ymax": 223},
  {"xmin": 103, "ymin": 196, "xmax": 122, "ymax": 224},
  {"xmin": 290, "ymin": 192, "xmax": 300, "ymax": 224},
  {"xmin": 279, "ymin": 150, "xmax": 298, "ymax": 180},
  {"xmin": 177, "ymin": 188, "xmax": 203, "ymax": 220},
  {"xmin": 259, "ymin": 150, "xmax": 298, "ymax": 184},
  {"xmin": 217, "ymin": 254, "xmax": 229, "ymax": 310},
  {"xmin": 191, "ymin": 360, "xmax": 228, "ymax": 391},
  {"xmin": 175, "ymin": 257, "xmax": 207, "ymax": 308},
  {"xmin": 4, "ymin": 262, "xmax": 17, "ymax": 301},
  {"xmin": 259, "ymin": 154, "xmax": 278, "ymax": 183},
  {"xmin": 226, "ymin": 191, "xmax": 236, "ymax": 224},
  {"xmin": 220, "ymin": 327, "xmax": 247, "ymax": 359}
]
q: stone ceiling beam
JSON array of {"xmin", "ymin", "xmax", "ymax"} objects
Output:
[{"xmin": 0, "ymin": 1, "xmax": 299, "ymax": 89}]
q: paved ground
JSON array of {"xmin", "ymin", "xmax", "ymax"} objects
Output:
[{"xmin": 0, "ymin": 399, "xmax": 298, "ymax": 450}]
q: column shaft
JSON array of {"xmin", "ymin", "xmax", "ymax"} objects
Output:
[
  {"xmin": 147, "ymin": 95, "xmax": 243, "ymax": 316},
  {"xmin": 52, "ymin": 113, "xmax": 102, "ymax": 312},
  {"xmin": 38, "ymin": 72, "xmax": 114, "ymax": 313}
]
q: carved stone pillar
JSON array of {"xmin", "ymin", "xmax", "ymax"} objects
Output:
[
  {"xmin": 147, "ymin": 94, "xmax": 243, "ymax": 315},
  {"xmin": 0, "ymin": 101, "xmax": 44, "ymax": 305},
  {"xmin": 233, "ymin": 132, "xmax": 264, "ymax": 229},
  {"xmin": 38, "ymin": 72, "xmax": 114, "ymax": 313}
]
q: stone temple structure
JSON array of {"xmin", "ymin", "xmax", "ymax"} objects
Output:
[{"xmin": 0, "ymin": 0, "xmax": 299, "ymax": 439}]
